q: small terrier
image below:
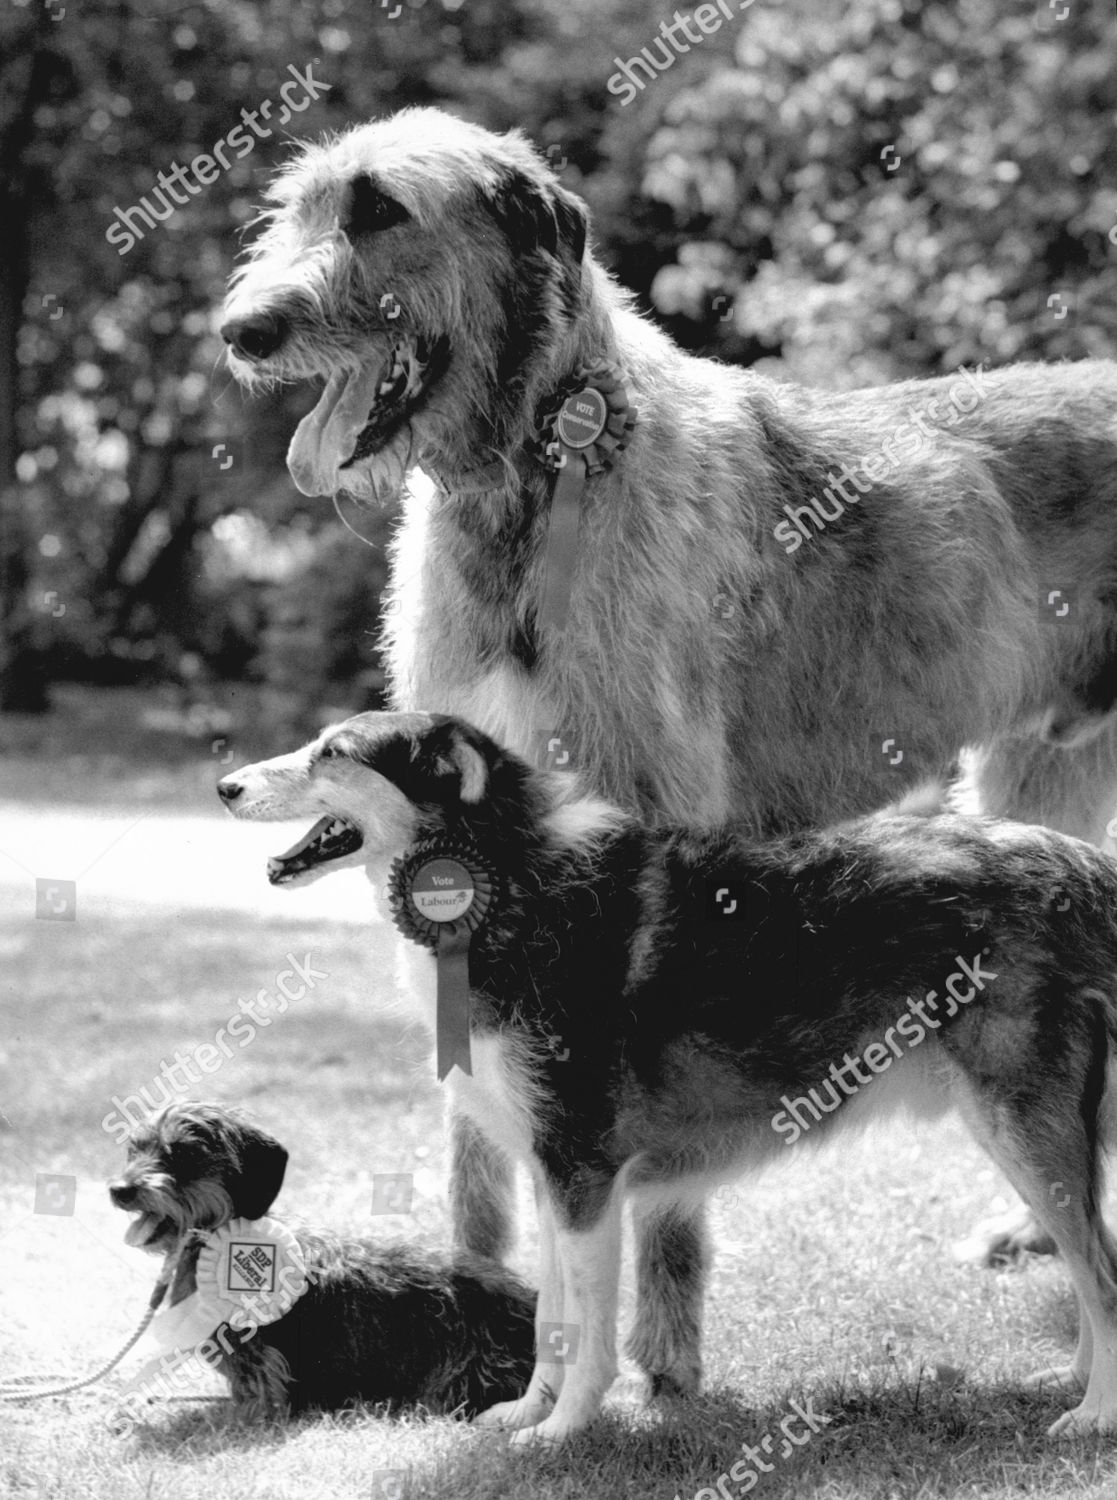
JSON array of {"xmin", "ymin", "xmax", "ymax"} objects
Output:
[{"xmin": 109, "ymin": 1101, "xmax": 536, "ymax": 1420}]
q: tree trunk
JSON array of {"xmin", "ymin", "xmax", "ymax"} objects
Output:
[{"xmin": 0, "ymin": 16, "xmax": 51, "ymax": 711}]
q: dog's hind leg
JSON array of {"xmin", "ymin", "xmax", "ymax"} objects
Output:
[
  {"xmin": 1025, "ymin": 1291, "xmax": 1092, "ymax": 1396},
  {"xmin": 627, "ymin": 1198, "xmax": 708, "ymax": 1401},
  {"xmin": 955, "ymin": 1023, "xmax": 1117, "ymax": 1435},
  {"xmin": 1038, "ymin": 1208, "xmax": 1117, "ymax": 1436},
  {"xmin": 955, "ymin": 726, "xmax": 1117, "ymax": 1267},
  {"xmin": 449, "ymin": 1112, "xmax": 515, "ymax": 1262}
]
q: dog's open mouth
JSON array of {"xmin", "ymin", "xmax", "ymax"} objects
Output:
[
  {"xmin": 287, "ymin": 334, "xmax": 449, "ymax": 497},
  {"xmin": 268, "ymin": 816, "xmax": 363, "ymax": 885},
  {"xmin": 124, "ymin": 1210, "xmax": 175, "ymax": 1251}
]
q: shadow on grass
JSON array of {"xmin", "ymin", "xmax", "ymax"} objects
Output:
[
  {"xmin": 129, "ymin": 1398, "xmax": 318, "ymax": 1456},
  {"xmin": 122, "ymin": 1372, "xmax": 1116, "ymax": 1498},
  {"xmin": 126, "ymin": 1396, "xmax": 470, "ymax": 1462},
  {"xmin": 500, "ymin": 1379, "xmax": 1114, "ymax": 1497}
]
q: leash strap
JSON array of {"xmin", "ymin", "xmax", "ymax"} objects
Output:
[{"xmin": 0, "ymin": 1266, "xmax": 171, "ymax": 1402}]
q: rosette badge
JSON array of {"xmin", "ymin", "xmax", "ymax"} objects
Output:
[
  {"xmin": 532, "ymin": 362, "xmax": 636, "ymax": 643},
  {"xmin": 388, "ymin": 836, "xmax": 500, "ymax": 1080},
  {"xmin": 144, "ymin": 1216, "xmax": 308, "ymax": 1359}
]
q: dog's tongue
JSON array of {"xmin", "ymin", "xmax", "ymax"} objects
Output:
[
  {"xmin": 268, "ymin": 815, "xmax": 363, "ymax": 884},
  {"xmin": 287, "ymin": 363, "xmax": 385, "ymax": 497},
  {"xmin": 124, "ymin": 1212, "xmax": 164, "ymax": 1249},
  {"xmin": 272, "ymin": 815, "xmax": 335, "ymax": 872}
]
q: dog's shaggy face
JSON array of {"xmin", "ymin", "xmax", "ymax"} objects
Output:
[
  {"xmin": 108, "ymin": 1102, "xmax": 288, "ymax": 1254},
  {"xmin": 218, "ymin": 711, "xmax": 494, "ymax": 886},
  {"xmin": 221, "ymin": 107, "xmax": 587, "ymax": 501}
]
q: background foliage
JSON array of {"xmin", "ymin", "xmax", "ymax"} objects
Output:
[{"xmin": 1, "ymin": 0, "xmax": 1112, "ymax": 729}]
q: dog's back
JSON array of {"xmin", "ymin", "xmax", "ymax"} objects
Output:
[
  {"xmin": 222, "ymin": 1235, "xmax": 536, "ymax": 1418},
  {"xmin": 473, "ymin": 804, "xmax": 1117, "ymax": 1033},
  {"xmin": 457, "ymin": 798, "xmax": 1117, "ymax": 1186}
]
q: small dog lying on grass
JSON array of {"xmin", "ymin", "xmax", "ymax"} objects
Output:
[
  {"xmin": 219, "ymin": 710, "xmax": 1117, "ymax": 1442},
  {"xmin": 109, "ymin": 1101, "xmax": 536, "ymax": 1419}
]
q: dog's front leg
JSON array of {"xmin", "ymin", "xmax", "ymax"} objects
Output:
[
  {"xmin": 449, "ymin": 1111, "xmax": 515, "ymax": 1262},
  {"xmin": 475, "ymin": 1178, "xmax": 565, "ymax": 1431},
  {"xmin": 396, "ymin": 930, "xmax": 516, "ymax": 1261},
  {"xmin": 509, "ymin": 1177, "xmax": 624, "ymax": 1446}
]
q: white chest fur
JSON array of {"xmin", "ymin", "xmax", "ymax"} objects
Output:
[
  {"xmin": 384, "ymin": 914, "xmax": 539, "ymax": 1166},
  {"xmin": 449, "ymin": 1034, "xmax": 540, "ymax": 1165}
]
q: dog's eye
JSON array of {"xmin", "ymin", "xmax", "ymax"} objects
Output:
[
  {"xmin": 343, "ymin": 176, "xmax": 409, "ymax": 236},
  {"xmin": 318, "ymin": 744, "xmax": 337, "ymax": 760}
]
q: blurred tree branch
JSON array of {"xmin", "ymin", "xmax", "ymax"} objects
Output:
[
  {"xmin": 2, "ymin": 0, "xmax": 1113, "ymax": 719},
  {"xmin": 0, "ymin": 2, "xmax": 64, "ymax": 709}
]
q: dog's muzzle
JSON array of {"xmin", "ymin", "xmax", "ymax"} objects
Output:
[
  {"xmin": 286, "ymin": 334, "xmax": 449, "ymax": 497},
  {"xmin": 268, "ymin": 816, "xmax": 364, "ymax": 885},
  {"xmin": 110, "ymin": 1182, "xmax": 178, "ymax": 1251}
]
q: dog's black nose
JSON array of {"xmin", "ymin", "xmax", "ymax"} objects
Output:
[
  {"xmin": 217, "ymin": 778, "xmax": 242, "ymax": 804},
  {"xmin": 220, "ymin": 313, "xmax": 287, "ymax": 361},
  {"xmin": 109, "ymin": 1181, "xmax": 135, "ymax": 1207}
]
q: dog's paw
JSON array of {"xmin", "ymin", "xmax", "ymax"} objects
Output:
[
  {"xmin": 508, "ymin": 1414, "xmax": 577, "ymax": 1447},
  {"xmin": 1025, "ymin": 1365, "xmax": 1086, "ymax": 1393},
  {"xmin": 951, "ymin": 1205, "xmax": 1057, "ymax": 1266},
  {"xmin": 474, "ymin": 1396, "xmax": 550, "ymax": 1431},
  {"xmin": 645, "ymin": 1368, "xmax": 702, "ymax": 1404},
  {"xmin": 1047, "ymin": 1400, "xmax": 1117, "ymax": 1438}
]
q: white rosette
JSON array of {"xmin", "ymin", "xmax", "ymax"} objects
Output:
[
  {"xmin": 193, "ymin": 1216, "xmax": 308, "ymax": 1336},
  {"xmin": 120, "ymin": 1220, "xmax": 308, "ymax": 1402}
]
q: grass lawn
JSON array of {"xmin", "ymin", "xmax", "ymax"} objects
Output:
[{"xmin": 3, "ymin": 691, "xmax": 1117, "ymax": 1498}]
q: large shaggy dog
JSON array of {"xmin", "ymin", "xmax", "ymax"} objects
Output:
[
  {"xmin": 219, "ymin": 709, "xmax": 1117, "ymax": 1442},
  {"xmin": 221, "ymin": 106, "xmax": 1117, "ymax": 1404}
]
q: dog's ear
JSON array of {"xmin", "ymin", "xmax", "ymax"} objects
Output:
[
  {"xmin": 332, "ymin": 714, "xmax": 500, "ymax": 812},
  {"xmin": 232, "ymin": 1125, "xmax": 289, "ymax": 1220},
  {"xmin": 421, "ymin": 718, "xmax": 490, "ymax": 805},
  {"xmin": 551, "ymin": 185, "xmax": 588, "ymax": 266},
  {"xmin": 483, "ymin": 169, "xmax": 587, "ymax": 265}
]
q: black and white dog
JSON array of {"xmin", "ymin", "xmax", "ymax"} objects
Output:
[
  {"xmin": 110, "ymin": 1101, "xmax": 536, "ymax": 1420},
  {"xmin": 219, "ymin": 710, "xmax": 1117, "ymax": 1442}
]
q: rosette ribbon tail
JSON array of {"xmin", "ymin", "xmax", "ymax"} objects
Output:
[
  {"xmin": 436, "ymin": 926, "xmax": 473, "ymax": 1080},
  {"xmin": 531, "ymin": 364, "xmax": 636, "ymax": 650},
  {"xmin": 388, "ymin": 835, "xmax": 499, "ymax": 1084},
  {"xmin": 538, "ymin": 451, "xmax": 589, "ymax": 640}
]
